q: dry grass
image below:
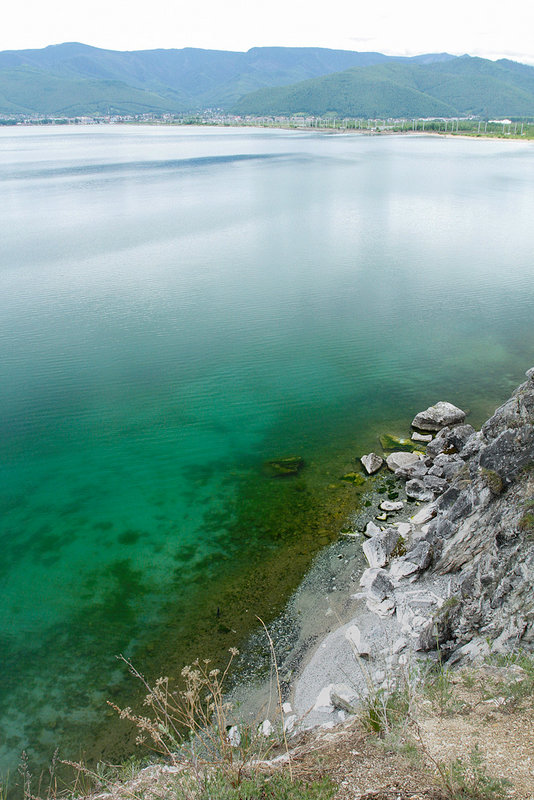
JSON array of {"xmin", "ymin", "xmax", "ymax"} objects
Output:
[{"xmin": 7, "ymin": 656, "xmax": 533, "ymax": 800}]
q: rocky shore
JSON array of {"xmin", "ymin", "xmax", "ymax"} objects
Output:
[
  {"xmin": 83, "ymin": 369, "xmax": 534, "ymax": 800},
  {"xmin": 277, "ymin": 368, "xmax": 534, "ymax": 731}
]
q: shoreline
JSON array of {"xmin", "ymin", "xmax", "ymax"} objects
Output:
[
  {"xmin": 233, "ymin": 370, "xmax": 534, "ymax": 736},
  {"xmin": 4, "ymin": 120, "xmax": 534, "ymax": 144}
]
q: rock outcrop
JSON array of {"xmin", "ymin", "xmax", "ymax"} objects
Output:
[
  {"xmin": 294, "ymin": 370, "xmax": 534, "ymax": 732},
  {"xmin": 358, "ymin": 369, "xmax": 534, "ymax": 660}
]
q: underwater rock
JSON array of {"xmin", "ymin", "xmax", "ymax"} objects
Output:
[
  {"xmin": 265, "ymin": 456, "xmax": 304, "ymax": 476},
  {"xmin": 361, "ymin": 452, "xmax": 383, "ymax": 474},
  {"xmin": 412, "ymin": 401, "xmax": 466, "ymax": 431},
  {"xmin": 380, "ymin": 433, "xmax": 419, "ymax": 452},
  {"xmin": 340, "ymin": 471, "xmax": 366, "ymax": 486}
]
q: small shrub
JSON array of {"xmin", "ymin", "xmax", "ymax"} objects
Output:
[
  {"xmin": 517, "ymin": 511, "xmax": 534, "ymax": 536},
  {"xmin": 391, "ymin": 537, "xmax": 407, "ymax": 558},
  {"xmin": 437, "ymin": 745, "xmax": 510, "ymax": 799},
  {"xmin": 362, "ymin": 687, "xmax": 410, "ymax": 735},
  {"xmin": 481, "ymin": 469, "xmax": 503, "ymax": 495},
  {"xmin": 176, "ymin": 772, "xmax": 335, "ymax": 800},
  {"xmin": 110, "ymin": 621, "xmax": 294, "ymax": 790},
  {"xmin": 484, "ymin": 651, "xmax": 534, "ymax": 707},
  {"xmin": 423, "ymin": 659, "xmax": 458, "ymax": 717}
]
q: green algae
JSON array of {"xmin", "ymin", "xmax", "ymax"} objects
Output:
[
  {"xmin": 340, "ymin": 472, "xmax": 366, "ymax": 486},
  {"xmin": 379, "ymin": 433, "xmax": 419, "ymax": 452},
  {"xmin": 264, "ymin": 456, "xmax": 304, "ymax": 476}
]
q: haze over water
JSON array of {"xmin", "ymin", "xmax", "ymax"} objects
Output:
[{"xmin": 1, "ymin": 125, "xmax": 533, "ymax": 775}]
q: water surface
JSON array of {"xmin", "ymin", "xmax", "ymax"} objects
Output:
[{"xmin": 1, "ymin": 126, "xmax": 533, "ymax": 776}]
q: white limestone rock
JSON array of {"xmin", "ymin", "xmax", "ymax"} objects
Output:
[
  {"xmin": 284, "ymin": 714, "xmax": 297, "ymax": 733},
  {"xmin": 389, "ymin": 559, "xmax": 420, "ymax": 581},
  {"xmin": 313, "ymin": 684, "xmax": 335, "ymax": 712},
  {"xmin": 412, "ymin": 401, "xmax": 466, "ymax": 431},
  {"xmin": 259, "ymin": 719, "xmax": 274, "ymax": 737},
  {"xmin": 361, "ymin": 567, "xmax": 394, "ymax": 598},
  {"xmin": 392, "ymin": 636, "xmax": 408, "ymax": 654},
  {"xmin": 364, "ymin": 521, "xmax": 381, "ymax": 538},
  {"xmin": 366, "ymin": 597, "xmax": 396, "ymax": 617},
  {"xmin": 362, "ymin": 528, "xmax": 401, "ymax": 568},
  {"xmin": 411, "ymin": 431, "xmax": 433, "ymax": 442},
  {"xmin": 395, "ymin": 521, "xmax": 413, "ymax": 538},
  {"xmin": 345, "ymin": 624, "xmax": 371, "ymax": 657},
  {"xmin": 411, "ymin": 504, "xmax": 437, "ymax": 525},
  {"xmin": 227, "ymin": 726, "xmax": 241, "ymax": 747},
  {"xmin": 380, "ymin": 500, "xmax": 404, "ymax": 512},
  {"xmin": 361, "ymin": 453, "xmax": 384, "ymax": 474}
]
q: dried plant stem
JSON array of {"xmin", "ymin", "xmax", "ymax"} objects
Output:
[{"xmin": 256, "ymin": 616, "xmax": 293, "ymax": 783}]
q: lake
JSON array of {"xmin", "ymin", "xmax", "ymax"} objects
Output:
[{"xmin": 1, "ymin": 125, "xmax": 533, "ymax": 777}]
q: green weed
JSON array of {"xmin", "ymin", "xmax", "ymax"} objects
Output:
[
  {"xmin": 175, "ymin": 772, "xmax": 335, "ymax": 800},
  {"xmin": 437, "ymin": 746, "xmax": 510, "ymax": 799}
]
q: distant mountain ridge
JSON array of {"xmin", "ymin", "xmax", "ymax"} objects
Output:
[
  {"xmin": 0, "ymin": 42, "xmax": 532, "ymax": 117},
  {"xmin": 233, "ymin": 56, "xmax": 534, "ymax": 118}
]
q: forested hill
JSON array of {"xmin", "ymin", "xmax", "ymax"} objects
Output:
[
  {"xmin": 0, "ymin": 42, "xmax": 532, "ymax": 117},
  {"xmin": 0, "ymin": 43, "xmax": 451, "ymax": 116},
  {"xmin": 232, "ymin": 57, "xmax": 534, "ymax": 118}
]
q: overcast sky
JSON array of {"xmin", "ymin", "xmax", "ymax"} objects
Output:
[{"xmin": 3, "ymin": 0, "xmax": 534, "ymax": 65}]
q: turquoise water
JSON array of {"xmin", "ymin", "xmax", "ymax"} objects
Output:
[{"xmin": 1, "ymin": 126, "xmax": 534, "ymax": 776}]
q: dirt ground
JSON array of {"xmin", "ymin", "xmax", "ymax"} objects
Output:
[
  {"xmin": 289, "ymin": 665, "xmax": 534, "ymax": 800},
  {"xmin": 86, "ymin": 664, "xmax": 533, "ymax": 800}
]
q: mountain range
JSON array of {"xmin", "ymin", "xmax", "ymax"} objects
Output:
[{"xmin": 0, "ymin": 42, "xmax": 533, "ymax": 118}]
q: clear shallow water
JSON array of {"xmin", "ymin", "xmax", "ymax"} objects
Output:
[{"xmin": 1, "ymin": 126, "xmax": 534, "ymax": 776}]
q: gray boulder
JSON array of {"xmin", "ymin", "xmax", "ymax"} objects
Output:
[
  {"xmin": 361, "ymin": 453, "xmax": 384, "ymax": 474},
  {"xmin": 405, "ymin": 479, "xmax": 434, "ymax": 502},
  {"xmin": 446, "ymin": 424, "xmax": 476, "ymax": 452},
  {"xmin": 395, "ymin": 459, "xmax": 429, "ymax": 480},
  {"xmin": 363, "ymin": 528, "xmax": 401, "ymax": 568},
  {"xmin": 412, "ymin": 401, "xmax": 466, "ymax": 431},
  {"xmin": 428, "ymin": 453, "xmax": 465, "ymax": 481},
  {"xmin": 360, "ymin": 568, "xmax": 394, "ymax": 602},
  {"xmin": 386, "ymin": 451, "xmax": 421, "ymax": 472},
  {"xmin": 363, "ymin": 521, "xmax": 381, "ymax": 538},
  {"xmin": 330, "ymin": 684, "xmax": 358, "ymax": 714},
  {"xmin": 404, "ymin": 540, "xmax": 433, "ymax": 570},
  {"xmin": 425, "ymin": 427, "xmax": 453, "ymax": 458},
  {"xmin": 479, "ymin": 425, "xmax": 534, "ymax": 485},
  {"xmin": 423, "ymin": 474, "xmax": 449, "ymax": 495},
  {"xmin": 425, "ymin": 424, "xmax": 476, "ymax": 459}
]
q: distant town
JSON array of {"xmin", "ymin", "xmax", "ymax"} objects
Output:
[{"xmin": 2, "ymin": 112, "xmax": 534, "ymax": 138}]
